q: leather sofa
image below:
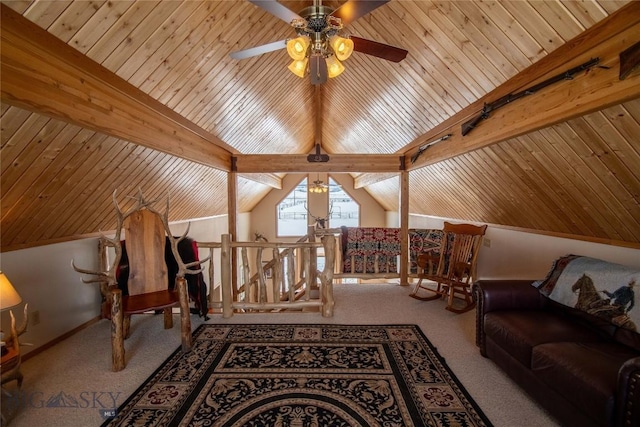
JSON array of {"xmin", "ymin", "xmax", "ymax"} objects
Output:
[{"xmin": 476, "ymin": 279, "xmax": 640, "ymax": 427}]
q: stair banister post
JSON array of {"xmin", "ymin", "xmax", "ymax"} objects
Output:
[
  {"xmin": 221, "ymin": 234, "xmax": 233, "ymax": 318},
  {"xmin": 321, "ymin": 235, "xmax": 335, "ymax": 317}
]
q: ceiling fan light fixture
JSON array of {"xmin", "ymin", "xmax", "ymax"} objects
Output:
[
  {"xmin": 286, "ymin": 36, "xmax": 310, "ymax": 60},
  {"xmin": 329, "ymin": 35, "xmax": 354, "ymax": 61},
  {"xmin": 309, "ymin": 180, "xmax": 328, "ymax": 193},
  {"xmin": 229, "ymin": 1, "xmax": 408, "ymax": 85},
  {"xmin": 288, "ymin": 57, "xmax": 308, "ymax": 77},
  {"xmin": 326, "ymin": 55, "xmax": 345, "ymax": 78}
]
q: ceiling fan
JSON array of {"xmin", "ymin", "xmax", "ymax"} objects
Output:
[{"xmin": 230, "ymin": 0, "xmax": 408, "ymax": 85}]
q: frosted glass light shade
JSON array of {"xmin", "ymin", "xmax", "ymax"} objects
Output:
[
  {"xmin": 309, "ymin": 185, "xmax": 327, "ymax": 193},
  {"xmin": 329, "ymin": 36, "xmax": 354, "ymax": 61},
  {"xmin": 326, "ymin": 56, "xmax": 345, "ymax": 78},
  {"xmin": 286, "ymin": 36, "xmax": 310, "ymax": 60},
  {"xmin": 0, "ymin": 272, "xmax": 22, "ymax": 311},
  {"xmin": 288, "ymin": 58, "xmax": 308, "ymax": 78}
]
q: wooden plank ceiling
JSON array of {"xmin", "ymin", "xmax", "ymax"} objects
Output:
[{"xmin": 1, "ymin": 0, "xmax": 639, "ymax": 251}]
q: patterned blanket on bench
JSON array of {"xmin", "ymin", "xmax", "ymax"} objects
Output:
[
  {"xmin": 339, "ymin": 227, "xmax": 445, "ymax": 275},
  {"xmin": 341, "ymin": 227, "xmax": 400, "ymax": 274}
]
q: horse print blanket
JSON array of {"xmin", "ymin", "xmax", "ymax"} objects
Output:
[{"xmin": 534, "ymin": 255, "xmax": 640, "ymax": 332}]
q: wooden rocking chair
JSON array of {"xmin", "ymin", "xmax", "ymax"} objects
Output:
[
  {"xmin": 410, "ymin": 222, "xmax": 487, "ymax": 313},
  {"xmin": 74, "ymin": 191, "xmax": 206, "ymax": 371}
]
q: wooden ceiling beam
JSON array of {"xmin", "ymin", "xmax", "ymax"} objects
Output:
[
  {"xmin": 233, "ymin": 154, "xmax": 404, "ymax": 173},
  {"xmin": 353, "ymin": 173, "xmax": 399, "ymax": 189},
  {"xmin": 238, "ymin": 173, "xmax": 282, "ymax": 189},
  {"xmin": 402, "ymin": 2, "xmax": 640, "ymax": 172},
  {"xmin": 0, "ymin": 4, "xmax": 234, "ymax": 172}
]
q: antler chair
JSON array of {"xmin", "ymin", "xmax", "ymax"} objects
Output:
[
  {"xmin": 73, "ymin": 191, "xmax": 207, "ymax": 371},
  {"xmin": 410, "ymin": 222, "xmax": 487, "ymax": 313}
]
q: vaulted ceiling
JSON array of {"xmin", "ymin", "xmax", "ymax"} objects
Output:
[{"xmin": 1, "ymin": 0, "xmax": 639, "ymax": 252}]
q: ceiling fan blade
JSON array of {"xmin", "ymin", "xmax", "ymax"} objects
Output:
[
  {"xmin": 351, "ymin": 36, "xmax": 408, "ymax": 63},
  {"xmin": 248, "ymin": 0, "xmax": 302, "ymax": 24},
  {"xmin": 229, "ymin": 40, "xmax": 287, "ymax": 60},
  {"xmin": 330, "ymin": 0, "xmax": 389, "ymax": 26}
]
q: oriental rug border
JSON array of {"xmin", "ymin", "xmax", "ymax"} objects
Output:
[{"xmin": 103, "ymin": 324, "xmax": 492, "ymax": 426}]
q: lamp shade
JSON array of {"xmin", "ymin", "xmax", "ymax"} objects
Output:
[
  {"xmin": 288, "ymin": 57, "xmax": 308, "ymax": 78},
  {"xmin": 329, "ymin": 35, "xmax": 354, "ymax": 61},
  {"xmin": 0, "ymin": 272, "xmax": 22, "ymax": 311},
  {"xmin": 286, "ymin": 36, "xmax": 310, "ymax": 61},
  {"xmin": 326, "ymin": 55, "xmax": 345, "ymax": 78}
]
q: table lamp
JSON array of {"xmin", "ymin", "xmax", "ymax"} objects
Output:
[
  {"xmin": 1, "ymin": 272, "xmax": 22, "ymax": 312},
  {"xmin": 1, "ymin": 272, "xmax": 22, "ymax": 353}
]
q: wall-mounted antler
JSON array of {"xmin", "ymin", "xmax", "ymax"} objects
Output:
[{"xmin": 306, "ymin": 200, "xmax": 334, "ymax": 229}]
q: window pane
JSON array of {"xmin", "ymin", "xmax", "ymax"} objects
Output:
[
  {"xmin": 277, "ymin": 181, "xmax": 309, "ymax": 236},
  {"xmin": 328, "ymin": 177, "xmax": 359, "ymax": 228}
]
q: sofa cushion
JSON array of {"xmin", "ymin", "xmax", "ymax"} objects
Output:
[
  {"xmin": 484, "ymin": 310, "xmax": 604, "ymax": 367},
  {"xmin": 531, "ymin": 342, "xmax": 639, "ymax": 426}
]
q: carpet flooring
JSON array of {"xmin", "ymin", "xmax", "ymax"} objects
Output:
[{"xmin": 103, "ymin": 324, "xmax": 492, "ymax": 426}]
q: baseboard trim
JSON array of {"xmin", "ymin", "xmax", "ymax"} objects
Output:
[{"xmin": 22, "ymin": 315, "xmax": 102, "ymax": 362}]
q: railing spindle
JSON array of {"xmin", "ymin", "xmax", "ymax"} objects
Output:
[
  {"xmin": 221, "ymin": 234, "xmax": 232, "ymax": 318},
  {"xmin": 256, "ymin": 246, "xmax": 266, "ymax": 303},
  {"xmin": 241, "ymin": 247, "xmax": 250, "ymax": 302},
  {"xmin": 287, "ymin": 249, "xmax": 295, "ymax": 301},
  {"xmin": 208, "ymin": 247, "xmax": 215, "ymax": 306}
]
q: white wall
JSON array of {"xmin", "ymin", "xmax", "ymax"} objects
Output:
[
  {"xmin": 0, "ymin": 239, "xmax": 102, "ymax": 357},
  {"xmin": 386, "ymin": 211, "xmax": 400, "ymax": 227},
  {"xmin": 409, "ymin": 214, "xmax": 640, "ymax": 279},
  {"xmin": 331, "ymin": 174, "xmax": 386, "ymax": 227}
]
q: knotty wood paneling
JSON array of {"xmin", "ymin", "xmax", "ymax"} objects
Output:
[
  {"xmin": 1, "ymin": 0, "xmax": 638, "ymax": 251},
  {"xmin": 408, "ymin": 99, "xmax": 640, "ymax": 243},
  {"xmin": 0, "ymin": 107, "xmax": 270, "ymax": 251}
]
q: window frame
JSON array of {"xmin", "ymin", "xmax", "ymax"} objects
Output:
[
  {"xmin": 327, "ymin": 175, "xmax": 361, "ymax": 229},
  {"xmin": 275, "ymin": 177, "xmax": 310, "ymax": 238}
]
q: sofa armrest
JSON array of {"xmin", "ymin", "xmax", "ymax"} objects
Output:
[
  {"xmin": 475, "ymin": 280, "xmax": 545, "ymax": 355},
  {"xmin": 616, "ymin": 356, "xmax": 640, "ymax": 427},
  {"xmin": 476, "ymin": 280, "xmax": 544, "ymax": 312}
]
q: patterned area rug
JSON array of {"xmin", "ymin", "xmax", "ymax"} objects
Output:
[{"xmin": 103, "ymin": 324, "xmax": 492, "ymax": 426}]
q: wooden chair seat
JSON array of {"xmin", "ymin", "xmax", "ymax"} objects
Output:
[{"xmin": 122, "ymin": 289, "xmax": 179, "ymax": 314}]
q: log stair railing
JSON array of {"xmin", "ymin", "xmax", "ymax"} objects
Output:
[{"xmin": 213, "ymin": 233, "xmax": 336, "ymax": 318}]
